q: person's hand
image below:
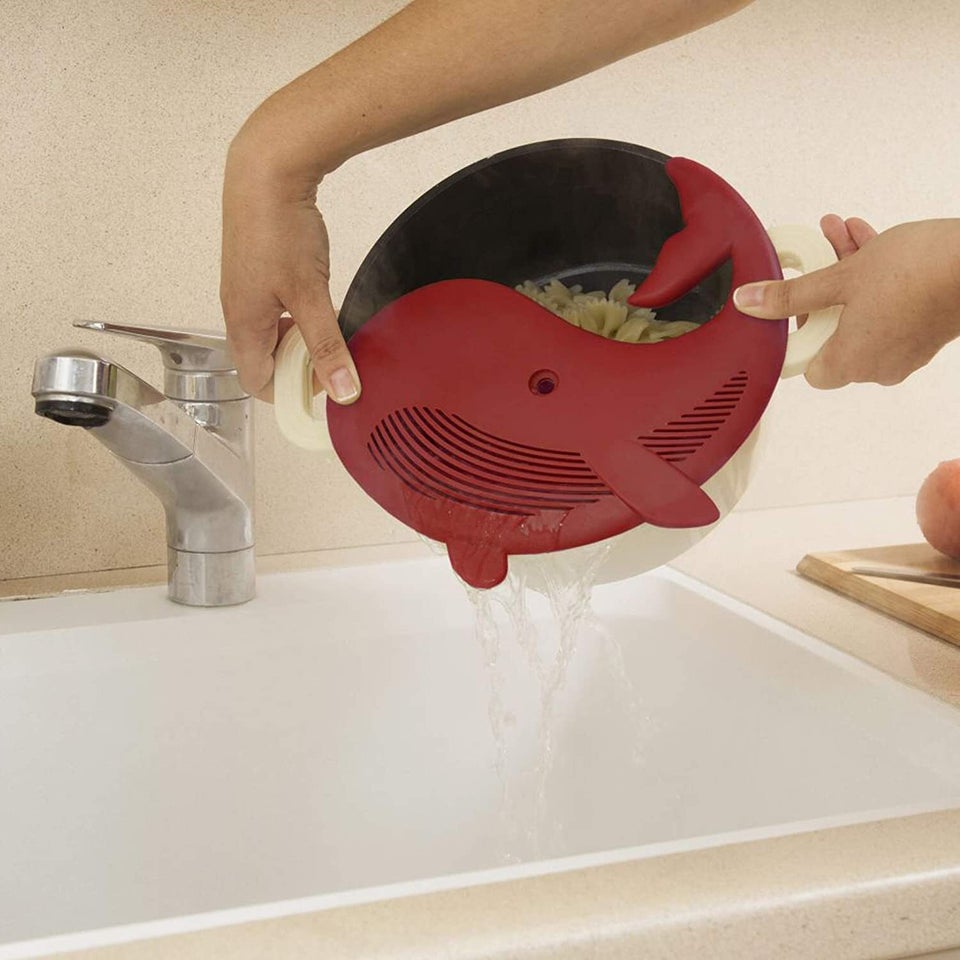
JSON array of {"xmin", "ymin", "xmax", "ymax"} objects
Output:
[
  {"xmin": 733, "ymin": 217, "xmax": 960, "ymax": 388},
  {"xmin": 220, "ymin": 128, "xmax": 360, "ymax": 404}
]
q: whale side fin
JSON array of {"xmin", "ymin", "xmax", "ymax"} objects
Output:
[{"xmin": 585, "ymin": 439, "xmax": 720, "ymax": 528}]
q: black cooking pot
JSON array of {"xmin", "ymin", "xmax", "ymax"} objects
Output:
[{"xmin": 337, "ymin": 138, "xmax": 733, "ymax": 340}]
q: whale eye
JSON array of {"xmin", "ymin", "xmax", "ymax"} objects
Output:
[{"xmin": 529, "ymin": 370, "xmax": 559, "ymax": 396}]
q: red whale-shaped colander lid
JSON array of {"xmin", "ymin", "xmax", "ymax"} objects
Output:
[{"xmin": 318, "ymin": 152, "xmax": 787, "ymax": 588}]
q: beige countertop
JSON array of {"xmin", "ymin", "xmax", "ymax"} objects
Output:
[
  {"xmin": 14, "ymin": 497, "xmax": 960, "ymax": 960},
  {"xmin": 673, "ymin": 496, "xmax": 960, "ymax": 710}
]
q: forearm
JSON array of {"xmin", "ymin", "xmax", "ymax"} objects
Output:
[
  {"xmin": 228, "ymin": 0, "xmax": 753, "ymax": 192},
  {"xmin": 932, "ymin": 219, "xmax": 960, "ymax": 337}
]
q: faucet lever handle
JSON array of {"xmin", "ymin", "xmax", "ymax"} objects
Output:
[
  {"xmin": 74, "ymin": 321, "xmax": 236, "ymax": 373},
  {"xmin": 74, "ymin": 321, "xmax": 248, "ymax": 401}
]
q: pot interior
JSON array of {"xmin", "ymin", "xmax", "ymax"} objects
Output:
[{"xmin": 338, "ymin": 139, "xmax": 732, "ymax": 340}]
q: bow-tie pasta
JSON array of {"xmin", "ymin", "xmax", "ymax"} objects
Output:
[{"xmin": 516, "ymin": 278, "xmax": 699, "ymax": 343}]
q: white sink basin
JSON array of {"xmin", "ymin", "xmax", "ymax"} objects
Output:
[{"xmin": 3, "ymin": 556, "xmax": 960, "ymax": 957}]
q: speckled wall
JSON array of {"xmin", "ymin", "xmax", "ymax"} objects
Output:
[{"xmin": 2, "ymin": 0, "xmax": 958, "ymax": 583}]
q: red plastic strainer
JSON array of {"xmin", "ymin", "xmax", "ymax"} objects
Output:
[{"xmin": 325, "ymin": 156, "xmax": 785, "ymax": 588}]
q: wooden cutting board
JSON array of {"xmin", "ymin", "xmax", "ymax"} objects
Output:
[{"xmin": 797, "ymin": 543, "xmax": 960, "ymax": 646}]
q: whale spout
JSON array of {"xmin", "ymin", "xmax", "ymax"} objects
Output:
[{"xmin": 447, "ymin": 539, "xmax": 510, "ymax": 590}]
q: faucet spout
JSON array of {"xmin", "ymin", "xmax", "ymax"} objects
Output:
[
  {"xmin": 34, "ymin": 351, "xmax": 197, "ymax": 459},
  {"xmin": 32, "ymin": 345, "xmax": 255, "ymax": 606}
]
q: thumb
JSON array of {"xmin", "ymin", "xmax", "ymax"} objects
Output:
[
  {"xmin": 733, "ymin": 261, "xmax": 845, "ymax": 320},
  {"xmin": 289, "ymin": 285, "xmax": 362, "ymax": 405}
]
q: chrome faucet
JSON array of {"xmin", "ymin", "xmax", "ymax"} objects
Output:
[{"xmin": 31, "ymin": 322, "xmax": 255, "ymax": 606}]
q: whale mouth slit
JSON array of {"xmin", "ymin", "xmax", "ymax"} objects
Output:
[{"xmin": 366, "ymin": 405, "xmax": 615, "ymax": 515}]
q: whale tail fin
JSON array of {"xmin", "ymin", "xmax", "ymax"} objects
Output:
[
  {"xmin": 628, "ymin": 157, "xmax": 736, "ymax": 309},
  {"xmin": 586, "ymin": 438, "xmax": 720, "ymax": 528}
]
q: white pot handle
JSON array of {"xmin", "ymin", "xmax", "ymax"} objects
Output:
[
  {"xmin": 767, "ymin": 224, "xmax": 842, "ymax": 379},
  {"xmin": 273, "ymin": 325, "xmax": 334, "ymax": 451}
]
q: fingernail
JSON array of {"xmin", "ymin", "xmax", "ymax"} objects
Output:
[
  {"xmin": 329, "ymin": 366, "xmax": 360, "ymax": 403},
  {"xmin": 733, "ymin": 283, "xmax": 768, "ymax": 310}
]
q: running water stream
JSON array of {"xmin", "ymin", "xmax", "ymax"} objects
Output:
[{"xmin": 457, "ymin": 543, "xmax": 649, "ymax": 862}]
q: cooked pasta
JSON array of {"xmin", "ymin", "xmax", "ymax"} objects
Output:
[{"xmin": 515, "ymin": 278, "xmax": 699, "ymax": 343}]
